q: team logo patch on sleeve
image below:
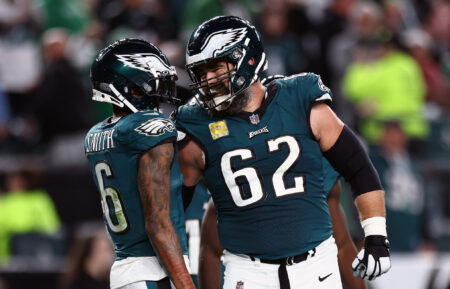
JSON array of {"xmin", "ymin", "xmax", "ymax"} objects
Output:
[
  {"xmin": 317, "ymin": 76, "xmax": 330, "ymax": 92},
  {"xmin": 209, "ymin": 120, "xmax": 229, "ymax": 140},
  {"xmin": 135, "ymin": 118, "xmax": 175, "ymax": 136}
]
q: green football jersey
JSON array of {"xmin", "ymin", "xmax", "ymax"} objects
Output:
[
  {"xmin": 84, "ymin": 111, "xmax": 188, "ymax": 259},
  {"xmin": 176, "ymin": 73, "xmax": 337, "ymax": 259}
]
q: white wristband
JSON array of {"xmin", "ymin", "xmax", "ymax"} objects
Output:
[{"xmin": 361, "ymin": 216, "xmax": 387, "ymax": 237}]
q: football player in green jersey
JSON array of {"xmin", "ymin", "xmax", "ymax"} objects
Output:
[
  {"xmin": 176, "ymin": 16, "xmax": 391, "ymax": 289},
  {"xmin": 84, "ymin": 38, "xmax": 195, "ymax": 289},
  {"xmin": 188, "ymin": 78, "xmax": 367, "ymax": 289}
]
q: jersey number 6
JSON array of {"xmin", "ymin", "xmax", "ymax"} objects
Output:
[
  {"xmin": 95, "ymin": 162, "xmax": 129, "ymax": 233},
  {"xmin": 221, "ymin": 135, "xmax": 305, "ymax": 207}
]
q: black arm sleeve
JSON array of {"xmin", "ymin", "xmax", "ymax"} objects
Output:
[{"xmin": 323, "ymin": 126, "xmax": 383, "ymax": 198}]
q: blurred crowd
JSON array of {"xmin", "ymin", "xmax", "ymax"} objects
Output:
[{"xmin": 0, "ymin": 0, "xmax": 449, "ymax": 288}]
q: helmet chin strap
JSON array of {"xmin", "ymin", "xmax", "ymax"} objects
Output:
[
  {"xmin": 210, "ymin": 76, "xmax": 254, "ymax": 111},
  {"xmin": 208, "ymin": 93, "xmax": 232, "ymax": 111},
  {"xmin": 109, "ymin": 84, "xmax": 139, "ymax": 113},
  {"xmin": 208, "ymin": 74, "xmax": 241, "ymax": 111}
]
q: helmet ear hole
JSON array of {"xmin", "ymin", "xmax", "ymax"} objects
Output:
[
  {"xmin": 231, "ymin": 48, "xmax": 243, "ymax": 61},
  {"xmin": 236, "ymin": 76, "xmax": 246, "ymax": 87},
  {"xmin": 130, "ymin": 87, "xmax": 143, "ymax": 99}
]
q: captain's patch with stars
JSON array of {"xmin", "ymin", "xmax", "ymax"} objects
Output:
[{"xmin": 135, "ymin": 118, "xmax": 175, "ymax": 136}]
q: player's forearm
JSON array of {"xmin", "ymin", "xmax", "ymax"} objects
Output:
[
  {"xmin": 147, "ymin": 221, "xmax": 195, "ymax": 289},
  {"xmin": 198, "ymin": 199, "xmax": 223, "ymax": 289},
  {"xmin": 198, "ymin": 247, "xmax": 222, "ymax": 289},
  {"xmin": 354, "ymin": 190, "xmax": 386, "ymax": 221},
  {"xmin": 352, "ymin": 190, "xmax": 391, "ymax": 280}
]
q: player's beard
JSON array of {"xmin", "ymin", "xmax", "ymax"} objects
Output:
[{"xmin": 207, "ymin": 88, "xmax": 251, "ymax": 118}]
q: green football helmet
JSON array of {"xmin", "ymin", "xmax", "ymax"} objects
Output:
[
  {"xmin": 90, "ymin": 38, "xmax": 182, "ymax": 112},
  {"xmin": 186, "ymin": 16, "xmax": 268, "ymax": 111}
]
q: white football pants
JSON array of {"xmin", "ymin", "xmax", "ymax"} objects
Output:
[{"xmin": 222, "ymin": 236, "xmax": 342, "ymax": 289}]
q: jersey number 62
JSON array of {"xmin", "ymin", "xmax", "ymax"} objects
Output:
[{"xmin": 221, "ymin": 135, "xmax": 305, "ymax": 207}]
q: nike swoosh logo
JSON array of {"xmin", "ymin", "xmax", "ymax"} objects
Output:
[{"xmin": 318, "ymin": 273, "xmax": 333, "ymax": 282}]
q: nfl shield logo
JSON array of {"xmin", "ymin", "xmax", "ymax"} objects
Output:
[
  {"xmin": 249, "ymin": 114, "xmax": 260, "ymax": 125},
  {"xmin": 236, "ymin": 281, "xmax": 244, "ymax": 289}
]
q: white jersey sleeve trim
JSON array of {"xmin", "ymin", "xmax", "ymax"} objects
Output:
[{"xmin": 314, "ymin": 93, "xmax": 332, "ymax": 103}]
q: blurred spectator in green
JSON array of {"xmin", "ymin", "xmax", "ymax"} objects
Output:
[
  {"xmin": 342, "ymin": 34, "xmax": 429, "ymax": 154},
  {"xmin": 402, "ymin": 29, "xmax": 450, "ymax": 113},
  {"xmin": 181, "ymin": 0, "xmax": 226, "ymax": 35},
  {"xmin": 370, "ymin": 121, "xmax": 431, "ymax": 252},
  {"xmin": 0, "ymin": 168, "xmax": 60, "ymax": 265},
  {"xmin": 39, "ymin": 0, "xmax": 89, "ymax": 33},
  {"xmin": 60, "ymin": 224, "xmax": 114, "ymax": 289}
]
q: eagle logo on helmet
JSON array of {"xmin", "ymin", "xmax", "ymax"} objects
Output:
[
  {"xmin": 116, "ymin": 53, "xmax": 175, "ymax": 75},
  {"xmin": 200, "ymin": 27, "xmax": 247, "ymax": 57},
  {"xmin": 135, "ymin": 118, "xmax": 175, "ymax": 136}
]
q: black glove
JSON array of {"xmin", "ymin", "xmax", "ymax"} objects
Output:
[{"xmin": 352, "ymin": 235, "xmax": 391, "ymax": 280}]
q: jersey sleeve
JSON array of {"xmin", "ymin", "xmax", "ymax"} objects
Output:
[
  {"xmin": 174, "ymin": 104, "xmax": 212, "ymax": 156},
  {"xmin": 277, "ymin": 73, "xmax": 333, "ymax": 116},
  {"xmin": 124, "ymin": 113, "xmax": 177, "ymax": 153},
  {"xmin": 174, "ymin": 105, "xmax": 191, "ymax": 132},
  {"xmin": 299, "ymin": 73, "xmax": 332, "ymax": 110},
  {"xmin": 174, "ymin": 104, "xmax": 201, "ymax": 142}
]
